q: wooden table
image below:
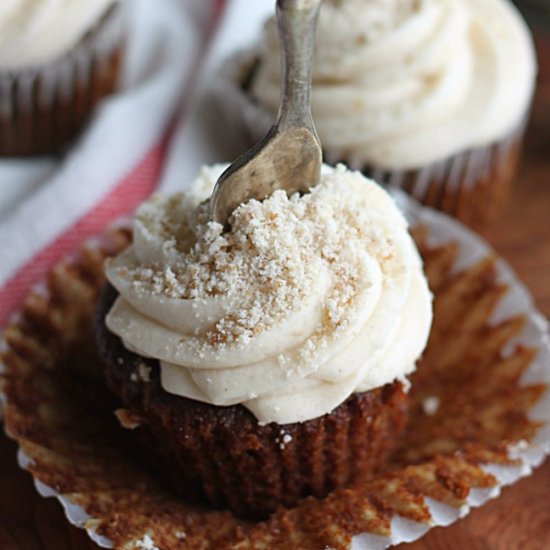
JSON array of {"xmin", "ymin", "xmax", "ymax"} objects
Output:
[
  {"xmin": 1, "ymin": 35, "xmax": 550, "ymax": 550},
  {"xmin": 402, "ymin": 32, "xmax": 550, "ymax": 550}
]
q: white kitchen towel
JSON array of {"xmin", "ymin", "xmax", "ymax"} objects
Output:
[
  {"xmin": 161, "ymin": 0, "xmax": 273, "ymax": 191},
  {"xmin": 0, "ymin": 0, "xmax": 224, "ymax": 324}
]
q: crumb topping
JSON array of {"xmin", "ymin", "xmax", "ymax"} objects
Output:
[
  {"xmin": 122, "ymin": 166, "xmax": 398, "ymax": 352},
  {"xmin": 275, "ymin": 429, "xmax": 293, "ymax": 450},
  {"xmin": 135, "ymin": 534, "xmax": 159, "ymax": 550},
  {"xmin": 422, "ymin": 395, "xmax": 440, "ymax": 416},
  {"xmin": 130, "ymin": 363, "xmax": 151, "ymax": 383}
]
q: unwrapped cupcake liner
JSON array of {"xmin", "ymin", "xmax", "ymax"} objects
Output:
[
  {"xmin": 0, "ymin": 2, "xmax": 125, "ymax": 157},
  {"xmin": 212, "ymin": 50, "xmax": 530, "ymax": 228},
  {"xmin": 1, "ymin": 194, "xmax": 549, "ymax": 549}
]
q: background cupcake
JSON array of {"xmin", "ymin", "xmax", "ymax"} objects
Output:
[
  {"xmin": 0, "ymin": 0, "xmax": 126, "ymax": 157},
  {"xmin": 219, "ymin": 0, "xmax": 537, "ymax": 228}
]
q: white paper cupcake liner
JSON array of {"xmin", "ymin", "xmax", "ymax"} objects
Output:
[
  {"xmin": 1, "ymin": 190, "xmax": 548, "ymax": 549},
  {"xmin": 212, "ymin": 50, "xmax": 531, "ymax": 227},
  {"xmin": 0, "ymin": 2, "xmax": 125, "ymax": 157}
]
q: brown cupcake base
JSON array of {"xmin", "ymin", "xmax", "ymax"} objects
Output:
[
  {"xmin": 0, "ymin": 4, "xmax": 125, "ymax": 157},
  {"xmin": 96, "ymin": 285, "xmax": 409, "ymax": 520}
]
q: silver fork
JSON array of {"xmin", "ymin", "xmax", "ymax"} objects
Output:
[{"xmin": 209, "ymin": 0, "xmax": 322, "ymax": 227}]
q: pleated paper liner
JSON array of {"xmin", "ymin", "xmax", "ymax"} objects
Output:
[
  {"xmin": 1, "ymin": 193, "xmax": 549, "ymax": 549},
  {"xmin": 0, "ymin": 3, "xmax": 125, "ymax": 157},
  {"xmin": 213, "ymin": 51, "xmax": 530, "ymax": 229}
]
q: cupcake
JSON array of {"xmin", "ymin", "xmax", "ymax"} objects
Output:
[
  {"xmin": 0, "ymin": 0, "xmax": 125, "ymax": 157},
  {"xmin": 95, "ymin": 163, "xmax": 433, "ymax": 519},
  {"xmin": 217, "ymin": 0, "xmax": 537, "ymax": 227}
]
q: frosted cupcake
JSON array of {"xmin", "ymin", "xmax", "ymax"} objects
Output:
[
  {"xmin": 95, "ymin": 163, "xmax": 433, "ymax": 519},
  {"xmin": 219, "ymin": 0, "xmax": 537, "ymax": 227},
  {"xmin": 0, "ymin": 0, "xmax": 125, "ymax": 157}
]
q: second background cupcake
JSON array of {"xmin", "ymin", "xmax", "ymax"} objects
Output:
[{"xmin": 217, "ymin": 0, "xmax": 537, "ymax": 228}]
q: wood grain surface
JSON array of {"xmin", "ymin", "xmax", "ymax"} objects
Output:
[{"xmin": 1, "ymin": 34, "xmax": 549, "ymax": 550}]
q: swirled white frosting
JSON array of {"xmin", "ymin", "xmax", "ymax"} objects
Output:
[
  {"xmin": 251, "ymin": 0, "xmax": 536, "ymax": 169},
  {"xmin": 105, "ymin": 164, "xmax": 432, "ymax": 425},
  {"xmin": 0, "ymin": 0, "xmax": 116, "ymax": 70}
]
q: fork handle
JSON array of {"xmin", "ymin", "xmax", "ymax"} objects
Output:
[{"xmin": 276, "ymin": 0, "xmax": 321, "ymax": 137}]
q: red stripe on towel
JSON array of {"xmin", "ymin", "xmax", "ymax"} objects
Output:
[
  {"xmin": 0, "ymin": 137, "xmax": 167, "ymax": 326},
  {"xmin": 0, "ymin": 0, "xmax": 227, "ymax": 326}
]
